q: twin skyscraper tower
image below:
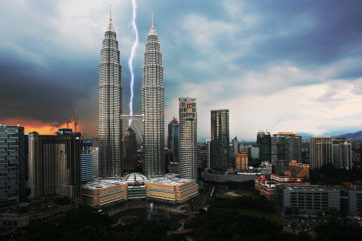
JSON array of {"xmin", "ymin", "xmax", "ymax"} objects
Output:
[{"xmin": 98, "ymin": 13, "xmax": 165, "ymax": 178}]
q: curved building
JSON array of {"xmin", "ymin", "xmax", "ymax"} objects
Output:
[
  {"xmin": 142, "ymin": 15, "xmax": 164, "ymax": 177},
  {"xmin": 98, "ymin": 15, "xmax": 123, "ymax": 177}
]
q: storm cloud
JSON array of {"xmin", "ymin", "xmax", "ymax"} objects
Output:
[{"xmin": 0, "ymin": 0, "xmax": 361, "ymax": 139}]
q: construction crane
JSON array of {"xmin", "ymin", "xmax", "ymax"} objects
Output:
[
  {"xmin": 70, "ymin": 102, "xmax": 79, "ymax": 133},
  {"xmin": 267, "ymin": 118, "xmax": 282, "ymax": 133},
  {"xmin": 65, "ymin": 118, "xmax": 71, "ymax": 129}
]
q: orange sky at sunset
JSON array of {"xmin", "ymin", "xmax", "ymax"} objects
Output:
[{"xmin": 2, "ymin": 119, "xmax": 80, "ymax": 135}]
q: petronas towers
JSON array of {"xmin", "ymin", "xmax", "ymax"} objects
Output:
[
  {"xmin": 142, "ymin": 17, "xmax": 165, "ymax": 177},
  {"xmin": 98, "ymin": 13, "xmax": 164, "ymax": 178},
  {"xmin": 98, "ymin": 16, "xmax": 122, "ymax": 177}
]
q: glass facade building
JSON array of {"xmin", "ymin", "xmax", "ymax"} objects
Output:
[
  {"xmin": 271, "ymin": 132, "xmax": 302, "ymax": 175},
  {"xmin": 210, "ymin": 109, "xmax": 230, "ymax": 171},
  {"xmin": 257, "ymin": 132, "xmax": 271, "ymax": 162},
  {"xmin": 81, "ymin": 139, "xmax": 94, "ymax": 182},
  {"xmin": 0, "ymin": 124, "xmax": 26, "ymax": 207},
  {"xmin": 167, "ymin": 118, "xmax": 180, "ymax": 163}
]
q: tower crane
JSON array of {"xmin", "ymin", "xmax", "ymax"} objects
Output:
[
  {"xmin": 267, "ymin": 118, "xmax": 282, "ymax": 133},
  {"xmin": 65, "ymin": 118, "xmax": 71, "ymax": 129}
]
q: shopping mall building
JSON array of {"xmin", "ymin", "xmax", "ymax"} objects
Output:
[{"xmin": 81, "ymin": 173, "xmax": 198, "ymax": 207}]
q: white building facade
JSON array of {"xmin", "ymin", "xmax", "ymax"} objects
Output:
[{"xmin": 178, "ymin": 98, "xmax": 197, "ymax": 179}]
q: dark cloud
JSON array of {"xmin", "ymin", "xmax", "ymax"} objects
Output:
[
  {"xmin": 237, "ymin": 0, "xmax": 362, "ymax": 70},
  {"xmin": 0, "ymin": 51, "xmax": 98, "ymax": 124},
  {"xmin": 0, "ymin": 0, "xmax": 361, "ymax": 138}
]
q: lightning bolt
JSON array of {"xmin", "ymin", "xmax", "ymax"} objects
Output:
[{"xmin": 128, "ymin": 0, "xmax": 138, "ymax": 126}]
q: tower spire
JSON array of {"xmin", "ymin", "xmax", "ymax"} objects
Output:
[
  {"xmin": 109, "ymin": 4, "xmax": 112, "ymax": 22},
  {"xmin": 148, "ymin": 10, "xmax": 157, "ymax": 35},
  {"xmin": 107, "ymin": 4, "xmax": 115, "ymax": 32},
  {"xmin": 152, "ymin": 10, "xmax": 154, "ymax": 28}
]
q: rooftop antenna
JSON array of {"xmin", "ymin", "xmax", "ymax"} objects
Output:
[
  {"xmin": 109, "ymin": 4, "xmax": 112, "ymax": 22},
  {"xmin": 152, "ymin": 9, "xmax": 154, "ymax": 28}
]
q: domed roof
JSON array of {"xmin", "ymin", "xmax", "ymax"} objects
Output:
[{"xmin": 124, "ymin": 172, "xmax": 148, "ymax": 184}]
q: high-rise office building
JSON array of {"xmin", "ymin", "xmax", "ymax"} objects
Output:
[
  {"xmin": 271, "ymin": 132, "xmax": 302, "ymax": 174},
  {"xmin": 122, "ymin": 128, "xmax": 138, "ymax": 172},
  {"xmin": 92, "ymin": 146, "xmax": 99, "ymax": 178},
  {"xmin": 231, "ymin": 137, "xmax": 239, "ymax": 155},
  {"xmin": 310, "ymin": 137, "xmax": 333, "ymax": 169},
  {"xmin": 198, "ymin": 141, "xmax": 211, "ymax": 170},
  {"xmin": 142, "ymin": 15, "xmax": 164, "ymax": 177},
  {"xmin": 0, "ymin": 124, "xmax": 26, "ymax": 207},
  {"xmin": 98, "ymin": 13, "xmax": 123, "ymax": 177},
  {"xmin": 210, "ymin": 109, "xmax": 230, "ymax": 171},
  {"xmin": 168, "ymin": 118, "xmax": 180, "ymax": 163},
  {"xmin": 206, "ymin": 140, "xmax": 211, "ymax": 169},
  {"xmin": 249, "ymin": 146, "xmax": 259, "ymax": 160},
  {"xmin": 121, "ymin": 114, "xmax": 144, "ymax": 144},
  {"xmin": 301, "ymin": 138, "xmax": 310, "ymax": 164},
  {"xmin": 257, "ymin": 132, "xmax": 271, "ymax": 162},
  {"xmin": 178, "ymin": 98, "xmax": 197, "ymax": 179},
  {"xmin": 333, "ymin": 138, "xmax": 352, "ymax": 170},
  {"xmin": 235, "ymin": 153, "xmax": 248, "ymax": 170},
  {"xmin": 81, "ymin": 139, "xmax": 94, "ymax": 182},
  {"xmin": 29, "ymin": 129, "xmax": 81, "ymax": 200}
]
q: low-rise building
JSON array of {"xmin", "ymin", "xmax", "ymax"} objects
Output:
[
  {"xmin": 277, "ymin": 185, "xmax": 340, "ymax": 215},
  {"xmin": 348, "ymin": 187, "xmax": 362, "ymax": 217},
  {"xmin": 202, "ymin": 170, "xmax": 259, "ymax": 183},
  {"xmin": 288, "ymin": 160, "xmax": 309, "ymax": 180},
  {"xmin": 255, "ymin": 174, "xmax": 308, "ymax": 201},
  {"xmin": 81, "ymin": 179, "xmax": 128, "ymax": 207},
  {"xmin": 0, "ymin": 203, "xmax": 76, "ymax": 230},
  {"xmin": 81, "ymin": 173, "xmax": 198, "ymax": 208},
  {"xmin": 276, "ymin": 185, "xmax": 362, "ymax": 217},
  {"xmin": 125, "ymin": 172, "xmax": 148, "ymax": 199},
  {"xmin": 146, "ymin": 175, "xmax": 198, "ymax": 203}
]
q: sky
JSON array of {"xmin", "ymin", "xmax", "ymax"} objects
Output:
[{"xmin": 0, "ymin": 0, "xmax": 361, "ymax": 140}]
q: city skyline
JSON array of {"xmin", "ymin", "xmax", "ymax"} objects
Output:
[
  {"xmin": 1, "ymin": 2, "xmax": 362, "ymax": 239},
  {"xmin": 0, "ymin": 0, "xmax": 362, "ymax": 140}
]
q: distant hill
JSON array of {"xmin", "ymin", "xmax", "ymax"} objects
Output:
[
  {"xmin": 337, "ymin": 131, "xmax": 362, "ymax": 141},
  {"xmin": 298, "ymin": 132, "xmax": 313, "ymax": 139}
]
